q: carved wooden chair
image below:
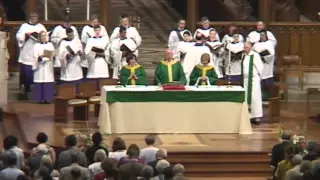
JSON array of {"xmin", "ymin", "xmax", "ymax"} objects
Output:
[
  {"xmin": 281, "ymin": 55, "xmax": 304, "ymax": 90},
  {"xmin": 78, "ymin": 81, "xmax": 101, "ymax": 118},
  {"xmin": 262, "ymin": 84, "xmax": 281, "ymax": 122},
  {"xmin": 54, "ymin": 84, "xmax": 88, "ymax": 123}
]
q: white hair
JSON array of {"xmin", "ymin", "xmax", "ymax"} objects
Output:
[
  {"xmin": 94, "ymin": 149, "xmax": 107, "ymax": 162},
  {"xmin": 173, "ymin": 163, "xmax": 185, "ymax": 174},
  {"xmin": 156, "ymin": 159, "xmax": 170, "ymax": 173}
]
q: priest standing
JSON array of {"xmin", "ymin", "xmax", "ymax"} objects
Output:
[{"xmin": 242, "ymin": 42, "xmax": 264, "ymax": 125}]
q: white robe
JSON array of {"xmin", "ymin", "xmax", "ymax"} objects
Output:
[
  {"xmin": 168, "ymin": 29, "xmax": 192, "ymax": 56},
  {"xmin": 32, "ymin": 42, "xmax": 55, "ymax": 83},
  {"xmin": 252, "ymin": 40, "xmax": 275, "ymax": 80},
  {"xmin": 206, "ymin": 41, "xmax": 225, "ymax": 78},
  {"xmin": 221, "ymin": 34, "xmax": 244, "ymax": 44},
  {"xmin": 247, "ymin": 30, "xmax": 277, "ymax": 46},
  {"xmin": 81, "ymin": 25, "xmax": 109, "ymax": 68},
  {"xmin": 58, "ymin": 38, "xmax": 83, "ymax": 81},
  {"xmin": 16, "ymin": 23, "xmax": 47, "ymax": 66},
  {"xmin": 110, "ymin": 26, "xmax": 142, "ymax": 46},
  {"xmin": 193, "ymin": 28, "xmax": 220, "ymax": 41},
  {"xmin": 85, "ymin": 36, "xmax": 110, "ymax": 79},
  {"xmin": 175, "ymin": 41, "xmax": 195, "ymax": 60},
  {"xmin": 242, "ymin": 51, "xmax": 264, "ymax": 118},
  {"xmin": 224, "ymin": 42, "xmax": 244, "ymax": 76},
  {"xmin": 50, "ymin": 25, "xmax": 80, "ymax": 67}
]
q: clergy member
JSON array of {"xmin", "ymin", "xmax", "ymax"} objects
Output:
[
  {"xmin": 242, "ymin": 42, "xmax": 264, "ymax": 124},
  {"xmin": 154, "ymin": 49, "xmax": 186, "ymax": 85},
  {"xmin": 120, "ymin": 54, "xmax": 147, "ymax": 86},
  {"xmin": 193, "ymin": 16, "xmax": 220, "ymax": 41},
  {"xmin": 168, "ymin": 19, "xmax": 192, "ymax": 56},
  {"xmin": 81, "ymin": 14, "xmax": 109, "ymax": 76},
  {"xmin": 247, "ymin": 21, "xmax": 277, "ymax": 46},
  {"xmin": 189, "ymin": 53, "xmax": 218, "ymax": 86},
  {"xmin": 16, "ymin": 12, "xmax": 47, "ymax": 93},
  {"xmin": 221, "ymin": 23, "xmax": 244, "ymax": 44},
  {"xmin": 58, "ymin": 28, "xmax": 83, "ymax": 85},
  {"xmin": 32, "ymin": 31, "xmax": 55, "ymax": 104},
  {"xmin": 85, "ymin": 25, "xmax": 110, "ymax": 87}
]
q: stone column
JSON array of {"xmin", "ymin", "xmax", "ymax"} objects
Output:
[
  {"xmin": 99, "ymin": 0, "xmax": 109, "ymax": 28},
  {"xmin": 0, "ymin": 31, "xmax": 9, "ymax": 108},
  {"xmin": 25, "ymin": 0, "xmax": 37, "ymax": 15},
  {"xmin": 187, "ymin": 0, "xmax": 198, "ymax": 32}
]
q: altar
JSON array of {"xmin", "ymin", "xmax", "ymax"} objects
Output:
[{"xmin": 98, "ymin": 85, "xmax": 252, "ymax": 134}]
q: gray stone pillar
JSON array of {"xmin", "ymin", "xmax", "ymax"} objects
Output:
[{"xmin": 0, "ymin": 31, "xmax": 9, "ymax": 108}]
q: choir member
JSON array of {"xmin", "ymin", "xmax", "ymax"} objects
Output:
[
  {"xmin": 58, "ymin": 28, "xmax": 83, "ymax": 85},
  {"xmin": 252, "ymin": 31, "xmax": 276, "ymax": 86},
  {"xmin": 242, "ymin": 42, "xmax": 264, "ymax": 124},
  {"xmin": 168, "ymin": 19, "xmax": 192, "ymax": 56},
  {"xmin": 193, "ymin": 16, "xmax": 220, "ymax": 41},
  {"xmin": 154, "ymin": 49, "xmax": 186, "ymax": 85},
  {"xmin": 247, "ymin": 21, "xmax": 277, "ymax": 46},
  {"xmin": 206, "ymin": 29, "xmax": 225, "ymax": 78},
  {"xmin": 16, "ymin": 12, "xmax": 47, "ymax": 93},
  {"xmin": 224, "ymin": 33, "xmax": 244, "ymax": 82},
  {"xmin": 174, "ymin": 30, "xmax": 194, "ymax": 60},
  {"xmin": 32, "ymin": 31, "xmax": 55, "ymax": 104},
  {"xmin": 189, "ymin": 53, "xmax": 218, "ymax": 86},
  {"xmin": 81, "ymin": 14, "xmax": 109, "ymax": 77},
  {"xmin": 110, "ymin": 26, "xmax": 138, "ymax": 79},
  {"xmin": 119, "ymin": 54, "xmax": 147, "ymax": 86},
  {"xmin": 84, "ymin": 25, "xmax": 110, "ymax": 87},
  {"xmin": 221, "ymin": 23, "xmax": 244, "ymax": 44}
]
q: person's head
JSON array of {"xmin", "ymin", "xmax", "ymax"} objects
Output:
[
  {"xmin": 195, "ymin": 33, "xmax": 204, "ymax": 41},
  {"xmin": 281, "ymin": 131, "xmax": 292, "ymax": 141},
  {"xmin": 126, "ymin": 54, "xmax": 138, "ymax": 66},
  {"xmin": 156, "ymin": 149, "xmax": 167, "ymax": 160},
  {"xmin": 259, "ymin": 31, "xmax": 268, "ymax": 42},
  {"xmin": 182, "ymin": 31, "xmax": 191, "ymax": 42},
  {"xmin": 173, "ymin": 163, "xmax": 185, "ymax": 175},
  {"xmin": 38, "ymin": 166, "xmax": 50, "ymax": 178},
  {"xmin": 63, "ymin": 19, "xmax": 71, "ymax": 28},
  {"xmin": 94, "ymin": 149, "xmax": 107, "ymax": 162},
  {"xmin": 285, "ymin": 145, "xmax": 299, "ymax": 160},
  {"xmin": 3, "ymin": 135, "xmax": 18, "ymax": 150},
  {"xmin": 209, "ymin": 29, "xmax": 217, "ymax": 40},
  {"xmin": 256, "ymin": 21, "xmax": 265, "ymax": 31},
  {"xmin": 141, "ymin": 165, "xmax": 154, "ymax": 179},
  {"xmin": 291, "ymin": 154, "xmax": 303, "ymax": 166},
  {"xmin": 66, "ymin": 28, "xmax": 74, "ymax": 40},
  {"xmin": 92, "ymin": 132, "xmax": 103, "ymax": 145},
  {"xmin": 244, "ymin": 42, "xmax": 253, "ymax": 54},
  {"xmin": 65, "ymin": 135, "xmax": 77, "ymax": 147},
  {"xmin": 111, "ymin": 137, "xmax": 126, "ymax": 152},
  {"xmin": 306, "ymin": 141, "xmax": 318, "ymax": 152},
  {"xmin": 6, "ymin": 152, "xmax": 17, "ymax": 166},
  {"xmin": 90, "ymin": 14, "xmax": 99, "ymax": 26},
  {"xmin": 28, "ymin": 12, "xmax": 39, "ymax": 24},
  {"xmin": 165, "ymin": 49, "xmax": 174, "ymax": 61},
  {"xmin": 156, "ymin": 159, "xmax": 170, "ymax": 174},
  {"xmin": 36, "ymin": 132, "xmax": 48, "ymax": 144},
  {"xmin": 94, "ymin": 25, "xmax": 101, "ymax": 37},
  {"xmin": 38, "ymin": 31, "xmax": 47, "ymax": 43},
  {"xmin": 200, "ymin": 53, "xmax": 211, "ymax": 65},
  {"xmin": 127, "ymin": 144, "xmax": 140, "ymax": 159},
  {"xmin": 300, "ymin": 160, "xmax": 312, "ymax": 173},
  {"xmin": 233, "ymin": 33, "xmax": 240, "ymax": 42},
  {"xmin": 201, "ymin": 16, "xmax": 210, "ymax": 29},
  {"xmin": 228, "ymin": 23, "xmax": 237, "ymax": 34},
  {"xmin": 178, "ymin": 19, "xmax": 186, "ymax": 29},
  {"xmin": 101, "ymin": 158, "xmax": 118, "ymax": 178},
  {"xmin": 120, "ymin": 15, "xmax": 130, "ymax": 27},
  {"xmin": 119, "ymin": 26, "xmax": 127, "ymax": 39},
  {"xmin": 163, "ymin": 167, "xmax": 174, "ymax": 179},
  {"xmin": 145, "ymin": 134, "xmax": 156, "ymax": 146}
]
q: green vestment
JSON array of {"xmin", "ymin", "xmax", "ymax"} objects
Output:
[
  {"xmin": 154, "ymin": 60, "xmax": 187, "ymax": 85},
  {"xmin": 120, "ymin": 64, "xmax": 147, "ymax": 85},
  {"xmin": 189, "ymin": 65, "xmax": 218, "ymax": 85}
]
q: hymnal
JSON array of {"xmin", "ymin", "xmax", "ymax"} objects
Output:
[
  {"xmin": 42, "ymin": 50, "xmax": 54, "ymax": 58},
  {"xmin": 259, "ymin": 49, "xmax": 271, "ymax": 57},
  {"xmin": 120, "ymin": 38, "xmax": 137, "ymax": 52},
  {"xmin": 66, "ymin": 45, "xmax": 76, "ymax": 56},
  {"xmin": 91, "ymin": 47, "xmax": 104, "ymax": 53}
]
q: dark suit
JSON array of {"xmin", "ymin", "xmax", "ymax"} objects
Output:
[
  {"xmin": 148, "ymin": 159, "xmax": 160, "ymax": 176},
  {"xmin": 59, "ymin": 164, "xmax": 90, "ymax": 180},
  {"xmin": 119, "ymin": 160, "xmax": 145, "ymax": 180},
  {"xmin": 85, "ymin": 145, "xmax": 109, "ymax": 165},
  {"xmin": 57, "ymin": 149, "xmax": 87, "ymax": 169},
  {"xmin": 270, "ymin": 141, "xmax": 291, "ymax": 168}
]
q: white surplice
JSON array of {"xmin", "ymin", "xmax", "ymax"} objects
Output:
[
  {"xmin": 16, "ymin": 23, "xmax": 47, "ymax": 66},
  {"xmin": 206, "ymin": 41, "xmax": 225, "ymax": 78},
  {"xmin": 175, "ymin": 41, "xmax": 195, "ymax": 60},
  {"xmin": 252, "ymin": 40, "xmax": 275, "ymax": 80},
  {"xmin": 85, "ymin": 36, "xmax": 110, "ymax": 78},
  {"xmin": 193, "ymin": 28, "xmax": 220, "ymax": 41},
  {"xmin": 81, "ymin": 24, "xmax": 109, "ymax": 68},
  {"xmin": 168, "ymin": 29, "xmax": 192, "ymax": 56},
  {"xmin": 50, "ymin": 25, "xmax": 80, "ymax": 67},
  {"xmin": 221, "ymin": 34, "xmax": 244, "ymax": 44},
  {"xmin": 58, "ymin": 38, "xmax": 83, "ymax": 81},
  {"xmin": 32, "ymin": 42, "xmax": 55, "ymax": 83},
  {"xmin": 110, "ymin": 26, "xmax": 142, "ymax": 45},
  {"xmin": 247, "ymin": 30, "xmax": 277, "ymax": 46},
  {"xmin": 224, "ymin": 42, "xmax": 244, "ymax": 76},
  {"xmin": 242, "ymin": 50, "xmax": 264, "ymax": 118}
]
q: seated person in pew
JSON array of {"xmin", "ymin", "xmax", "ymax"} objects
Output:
[
  {"xmin": 32, "ymin": 31, "xmax": 55, "ymax": 104},
  {"xmin": 154, "ymin": 49, "xmax": 187, "ymax": 85},
  {"xmin": 189, "ymin": 53, "xmax": 218, "ymax": 86},
  {"xmin": 119, "ymin": 54, "xmax": 147, "ymax": 86},
  {"xmin": 58, "ymin": 28, "xmax": 83, "ymax": 86},
  {"xmin": 85, "ymin": 25, "xmax": 110, "ymax": 89}
]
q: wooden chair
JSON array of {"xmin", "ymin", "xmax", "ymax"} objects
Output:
[
  {"xmin": 281, "ymin": 55, "xmax": 304, "ymax": 90},
  {"xmin": 78, "ymin": 81, "xmax": 101, "ymax": 118},
  {"xmin": 262, "ymin": 84, "xmax": 281, "ymax": 122},
  {"xmin": 54, "ymin": 84, "xmax": 88, "ymax": 123}
]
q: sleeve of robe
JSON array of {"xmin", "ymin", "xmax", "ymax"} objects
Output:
[
  {"xmin": 132, "ymin": 27, "xmax": 142, "ymax": 46},
  {"xmin": 81, "ymin": 26, "xmax": 90, "ymax": 44},
  {"xmin": 154, "ymin": 63, "xmax": 162, "ymax": 85},
  {"xmin": 119, "ymin": 67, "xmax": 130, "ymax": 85},
  {"xmin": 168, "ymin": 31, "xmax": 178, "ymax": 50},
  {"xmin": 32, "ymin": 43, "xmax": 41, "ymax": 70},
  {"xmin": 254, "ymin": 53, "xmax": 264, "ymax": 77},
  {"xmin": 84, "ymin": 39, "xmax": 96, "ymax": 64},
  {"xmin": 263, "ymin": 42, "xmax": 276, "ymax": 64},
  {"xmin": 50, "ymin": 26, "xmax": 61, "ymax": 47},
  {"xmin": 267, "ymin": 31, "xmax": 277, "ymax": 46},
  {"xmin": 110, "ymin": 27, "xmax": 120, "ymax": 41},
  {"xmin": 136, "ymin": 66, "xmax": 147, "ymax": 85},
  {"xmin": 100, "ymin": 25, "xmax": 110, "ymax": 42},
  {"xmin": 71, "ymin": 26, "xmax": 80, "ymax": 40},
  {"xmin": 189, "ymin": 66, "xmax": 200, "ymax": 85},
  {"xmin": 58, "ymin": 41, "xmax": 68, "ymax": 68},
  {"xmin": 110, "ymin": 40, "xmax": 122, "ymax": 67},
  {"xmin": 16, "ymin": 24, "xmax": 28, "ymax": 48},
  {"xmin": 177, "ymin": 63, "xmax": 187, "ymax": 85},
  {"xmin": 208, "ymin": 68, "xmax": 218, "ymax": 85}
]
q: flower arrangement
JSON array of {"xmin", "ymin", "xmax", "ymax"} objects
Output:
[
  {"xmin": 76, "ymin": 133, "xmax": 93, "ymax": 152},
  {"xmin": 278, "ymin": 125, "xmax": 307, "ymax": 156}
]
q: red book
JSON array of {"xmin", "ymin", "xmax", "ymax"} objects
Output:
[{"xmin": 162, "ymin": 85, "xmax": 185, "ymax": 90}]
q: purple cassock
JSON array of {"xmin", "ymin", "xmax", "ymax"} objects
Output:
[
  {"xmin": 20, "ymin": 63, "xmax": 34, "ymax": 92},
  {"xmin": 228, "ymin": 75, "xmax": 242, "ymax": 83},
  {"xmin": 33, "ymin": 82, "xmax": 55, "ymax": 103},
  {"xmin": 261, "ymin": 77, "xmax": 274, "ymax": 86}
]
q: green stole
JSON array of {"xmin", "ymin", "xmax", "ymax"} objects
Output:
[{"xmin": 241, "ymin": 55, "xmax": 254, "ymax": 111}]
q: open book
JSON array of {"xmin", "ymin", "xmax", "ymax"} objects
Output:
[
  {"xmin": 91, "ymin": 47, "xmax": 105, "ymax": 53},
  {"xmin": 42, "ymin": 50, "xmax": 54, "ymax": 58},
  {"xmin": 258, "ymin": 49, "xmax": 271, "ymax": 57},
  {"xmin": 66, "ymin": 45, "xmax": 76, "ymax": 56},
  {"xmin": 27, "ymin": 32, "xmax": 39, "ymax": 42},
  {"xmin": 120, "ymin": 38, "xmax": 137, "ymax": 52}
]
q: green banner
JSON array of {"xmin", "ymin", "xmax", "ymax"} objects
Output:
[{"xmin": 106, "ymin": 91, "xmax": 245, "ymax": 103}]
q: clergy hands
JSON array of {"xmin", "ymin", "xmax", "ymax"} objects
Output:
[
  {"xmin": 201, "ymin": 76, "xmax": 208, "ymax": 81},
  {"xmin": 128, "ymin": 74, "xmax": 138, "ymax": 80}
]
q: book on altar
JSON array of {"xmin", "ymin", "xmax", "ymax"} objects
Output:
[
  {"xmin": 120, "ymin": 39, "xmax": 137, "ymax": 52},
  {"xmin": 258, "ymin": 49, "xmax": 271, "ymax": 57},
  {"xmin": 66, "ymin": 45, "xmax": 77, "ymax": 56},
  {"xmin": 91, "ymin": 47, "xmax": 105, "ymax": 53},
  {"xmin": 161, "ymin": 81, "xmax": 185, "ymax": 90},
  {"xmin": 42, "ymin": 50, "xmax": 54, "ymax": 58}
]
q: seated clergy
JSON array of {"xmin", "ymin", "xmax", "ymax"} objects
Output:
[
  {"xmin": 85, "ymin": 25, "xmax": 110, "ymax": 86},
  {"xmin": 189, "ymin": 53, "xmax": 218, "ymax": 86},
  {"xmin": 120, "ymin": 54, "xmax": 147, "ymax": 86},
  {"xmin": 32, "ymin": 31, "xmax": 55, "ymax": 104},
  {"xmin": 110, "ymin": 26, "xmax": 138, "ymax": 79},
  {"xmin": 168, "ymin": 19, "xmax": 192, "ymax": 57},
  {"xmin": 224, "ymin": 33, "xmax": 244, "ymax": 82},
  {"xmin": 221, "ymin": 23, "xmax": 244, "ymax": 44},
  {"xmin": 154, "ymin": 49, "xmax": 186, "ymax": 85},
  {"xmin": 247, "ymin": 21, "xmax": 277, "ymax": 46},
  {"xmin": 175, "ymin": 30, "xmax": 194, "ymax": 60},
  {"xmin": 193, "ymin": 16, "xmax": 220, "ymax": 41},
  {"xmin": 58, "ymin": 28, "xmax": 83, "ymax": 85}
]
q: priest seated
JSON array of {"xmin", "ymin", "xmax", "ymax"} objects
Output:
[
  {"xmin": 154, "ymin": 49, "xmax": 186, "ymax": 85},
  {"xmin": 119, "ymin": 54, "xmax": 147, "ymax": 86},
  {"xmin": 189, "ymin": 53, "xmax": 218, "ymax": 86}
]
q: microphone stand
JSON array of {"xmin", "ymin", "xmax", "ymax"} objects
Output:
[{"xmin": 226, "ymin": 41, "xmax": 232, "ymax": 88}]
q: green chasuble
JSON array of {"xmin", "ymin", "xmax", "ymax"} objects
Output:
[
  {"xmin": 154, "ymin": 60, "xmax": 187, "ymax": 85},
  {"xmin": 189, "ymin": 65, "xmax": 218, "ymax": 85},
  {"xmin": 119, "ymin": 64, "xmax": 147, "ymax": 85}
]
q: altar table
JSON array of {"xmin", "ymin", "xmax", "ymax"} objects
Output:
[{"xmin": 98, "ymin": 86, "xmax": 252, "ymax": 134}]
